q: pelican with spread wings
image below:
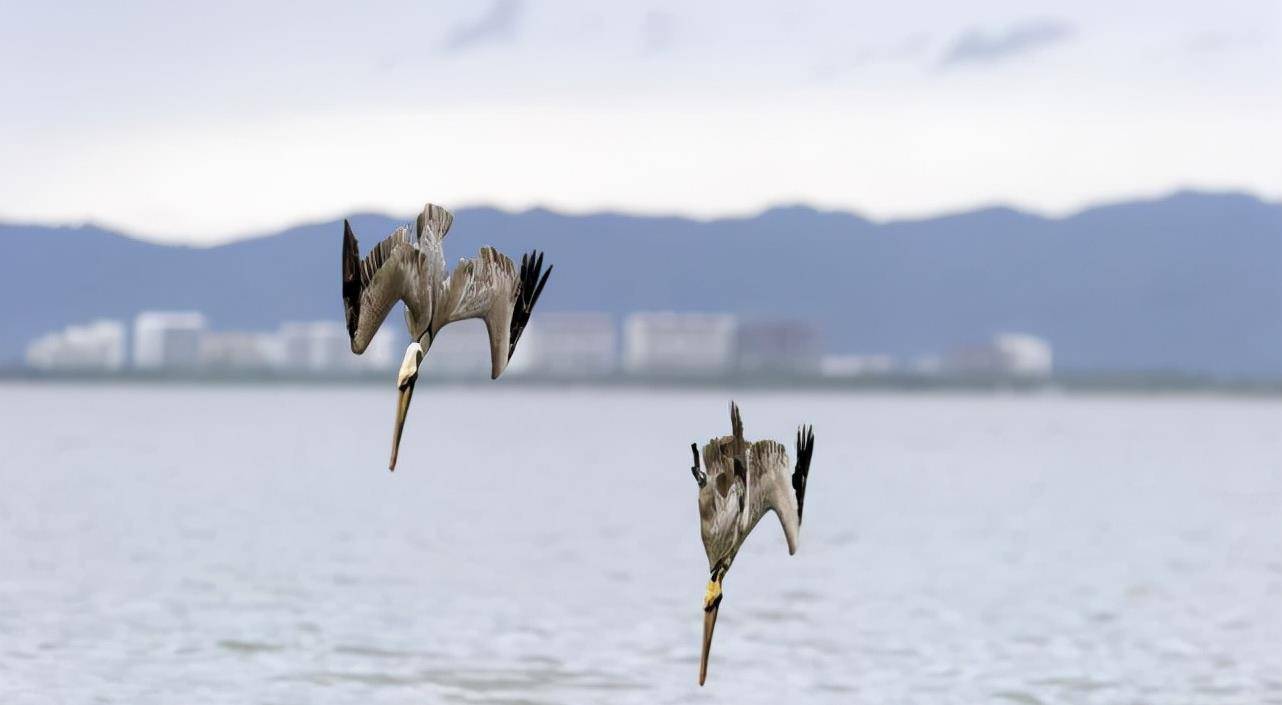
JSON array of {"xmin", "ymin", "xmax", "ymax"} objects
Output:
[
  {"xmin": 341, "ymin": 203, "xmax": 552, "ymax": 470},
  {"xmin": 690, "ymin": 402, "xmax": 815, "ymax": 685}
]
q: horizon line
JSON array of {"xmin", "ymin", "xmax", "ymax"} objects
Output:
[{"xmin": 2, "ymin": 186, "xmax": 1276, "ymax": 249}]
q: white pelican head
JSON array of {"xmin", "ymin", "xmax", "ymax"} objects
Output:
[{"xmin": 389, "ymin": 340, "xmax": 425, "ymax": 471}]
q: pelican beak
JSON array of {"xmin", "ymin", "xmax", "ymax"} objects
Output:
[
  {"xmin": 389, "ymin": 343, "xmax": 424, "ymax": 471},
  {"xmin": 389, "ymin": 374, "xmax": 416, "ymax": 471},
  {"xmin": 699, "ymin": 578, "xmax": 723, "ymax": 686}
]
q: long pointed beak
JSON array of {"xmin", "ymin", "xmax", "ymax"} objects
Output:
[
  {"xmin": 389, "ymin": 375, "xmax": 417, "ymax": 471},
  {"xmin": 699, "ymin": 600, "xmax": 720, "ymax": 686},
  {"xmin": 699, "ymin": 578, "xmax": 723, "ymax": 686}
]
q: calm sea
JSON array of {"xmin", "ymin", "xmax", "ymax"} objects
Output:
[{"xmin": 2, "ymin": 383, "xmax": 1280, "ymax": 704}]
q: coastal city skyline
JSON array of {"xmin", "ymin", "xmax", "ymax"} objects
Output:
[{"xmin": 21, "ymin": 309, "xmax": 1052, "ymax": 382}]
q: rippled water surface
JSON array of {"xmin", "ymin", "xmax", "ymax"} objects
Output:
[{"xmin": 2, "ymin": 383, "xmax": 1281, "ymax": 704}]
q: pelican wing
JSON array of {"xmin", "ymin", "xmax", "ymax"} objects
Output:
[
  {"xmin": 436, "ymin": 247, "xmax": 552, "ymax": 379},
  {"xmin": 744, "ymin": 425, "xmax": 814, "ymax": 555},
  {"xmin": 341, "ymin": 220, "xmax": 431, "ymax": 353}
]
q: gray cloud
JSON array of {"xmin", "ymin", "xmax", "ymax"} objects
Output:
[
  {"xmin": 939, "ymin": 19, "xmax": 1075, "ymax": 67},
  {"xmin": 444, "ymin": 0, "xmax": 523, "ymax": 52}
]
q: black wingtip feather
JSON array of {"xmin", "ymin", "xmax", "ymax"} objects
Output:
[
  {"xmin": 507, "ymin": 249, "xmax": 553, "ymax": 360},
  {"xmin": 728, "ymin": 402, "xmax": 748, "ymax": 512},
  {"xmin": 341, "ymin": 220, "xmax": 362, "ymax": 341},
  {"xmin": 793, "ymin": 425, "xmax": 815, "ymax": 524}
]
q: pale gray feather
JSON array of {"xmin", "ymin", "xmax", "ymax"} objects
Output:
[
  {"xmin": 345, "ymin": 203, "xmax": 552, "ymax": 384},
  {"xmin": 351, "ymin": 227, "xmax": 434, "ymax": 351},
  {"xmin": 434, "ymin": 246, "xmax": 519, "ymax": 379},
  {"xmin": 696, "ymin": 412, "xmax": 806, "ymax": 574}
]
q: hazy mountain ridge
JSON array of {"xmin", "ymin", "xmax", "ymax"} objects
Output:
[{"xmin": 3, "ymin": 191, "xmax": 1280, "ymax": 375}]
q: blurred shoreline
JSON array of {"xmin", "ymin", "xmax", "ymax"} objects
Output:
[{"xmin": 4, "ymin": 369, "xmax": 1280, "ymax": 397}]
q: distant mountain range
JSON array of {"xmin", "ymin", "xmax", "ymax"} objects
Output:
[{"xmin": 2, "ymin": 191, "xmax": 1280, "ymax": 376}]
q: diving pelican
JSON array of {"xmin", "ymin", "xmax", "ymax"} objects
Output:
[
  {"xmin": 341, "ymin": 203, "xmax": 552, "ymax": 470},
  {"xmin": 690, "ymin": 402, "xmax": 815, "ymax": 685}
]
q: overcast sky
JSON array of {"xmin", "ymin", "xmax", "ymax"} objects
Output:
[{"xmin": 2, "ymin": 0, "xmax": 1279, "ymax": 243}]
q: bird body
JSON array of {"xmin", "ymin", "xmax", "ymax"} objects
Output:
[
  {"xmin": 341, "ymin": 203, "xmax": 551, "ymax": 470},
  {"xmin": 691, "ymin": 402, "xmax": 814, "ymax": 685},
  {"xmin": 698, "ymin": 437, "xmax": 801, "ymax": 568}
]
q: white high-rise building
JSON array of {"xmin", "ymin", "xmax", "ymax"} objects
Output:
[
  {"xmin": 279, "ymin": 321, "xmax": 341, "ymax": 373},
  {"xmin": 359, "ymin": 325, "xmax": 400, "ymax": 373},
  {"xmin": 25, "ymin": 319, "xmax": 127, "ymax": 372},
  {"xmin": 993, "ymin": 333, "xmax": 1053, "ymax": 377},
  {"xmin": 133, "ymin": 312, "xmax": 207, "ymax": 371},
  {"xmin": 277, "ymin": 321, "xmax": 399, "ymax": 375},
  {"xmin": 623, "ymin": 312, "xmax": 738, "ymax": 376},
  {"xmin": 945, "ymin": 333, "xmax": 1053, "ymax": 378},
  {"xmin": 198, "ymin": 331, "xmax": 282, "ymax": 371},
  {"xmin": 275, "ymin": 321, "xmax": 367, "ymax": 374},
  {"xmin": 421, "ymin": 320, "xmax": 493, "ymax": 379},
  {"xmin": 509, "ymin": 312, "xmax": 616, "ymax": 377},
  {"xmin": 820, "ymin": 354, "xmax": 897, "ymax": 378}
]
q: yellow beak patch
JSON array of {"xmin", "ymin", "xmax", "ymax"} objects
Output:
[{"xmin": 703, "ymin": 579, "xmax": 722, "ymax": 610}]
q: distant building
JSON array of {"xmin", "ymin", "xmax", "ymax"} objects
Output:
[
  {"xmin": 133, "ymin": 311, "xmax": 207, "ymax": 371},
  {"xmin": 737, "ymin": 320, "xmax": 821, "ymax": 375},
  {"xmin": 25, "ymin": 319, "xmax": 127, "ymax": 372},
  {"xmin": 945, "ymin": 333, "xmax": 1053, "ymax": 378},
  {"xmin": 421, "ymin": 320, "xmax": 493, "ymax": 379},
  {"xmin": 277, "ymin": 321, "xmax": 399, "ymax": 374},
  {"xmin": 358, "ymin": 326, "xmax": 400, "ymax": 373},
  {"xmin": 509, "ymin": 312, "xmax": 616, "ymax": 377},
  {"xmin": 911, "ymin": 354, "xmax": 945, "ymax": 376},
  {"xmin": 279, "ymin": 321, "xmax": 347, "ymax": 373},
  {"xmin": 198, "ymin": 331, "xmax": 282, "ymax": 372},
  {"xmin": 820, "ymin": 353, "xmax": 897, "ymax": 378},
  {"xmin": 623, "ymin": 312, "xmax": 737, "ymax": 376},
  {"xmin": 993, "ymin": 333, "xmax": 1053, "ymax": 377}
]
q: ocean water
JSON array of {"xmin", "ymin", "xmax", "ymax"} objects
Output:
[{"xmin": 1, "ymin": 383, "xmax": 1280, "ymax": 704}]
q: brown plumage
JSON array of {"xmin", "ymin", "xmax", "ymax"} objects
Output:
[
  {"xmin": 340, "ymin": 203, "xmax": 553, "ymax": 470},
  {"xmin": 691, "ymin": 402, "xmax": 816, "ymax": 685}
]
